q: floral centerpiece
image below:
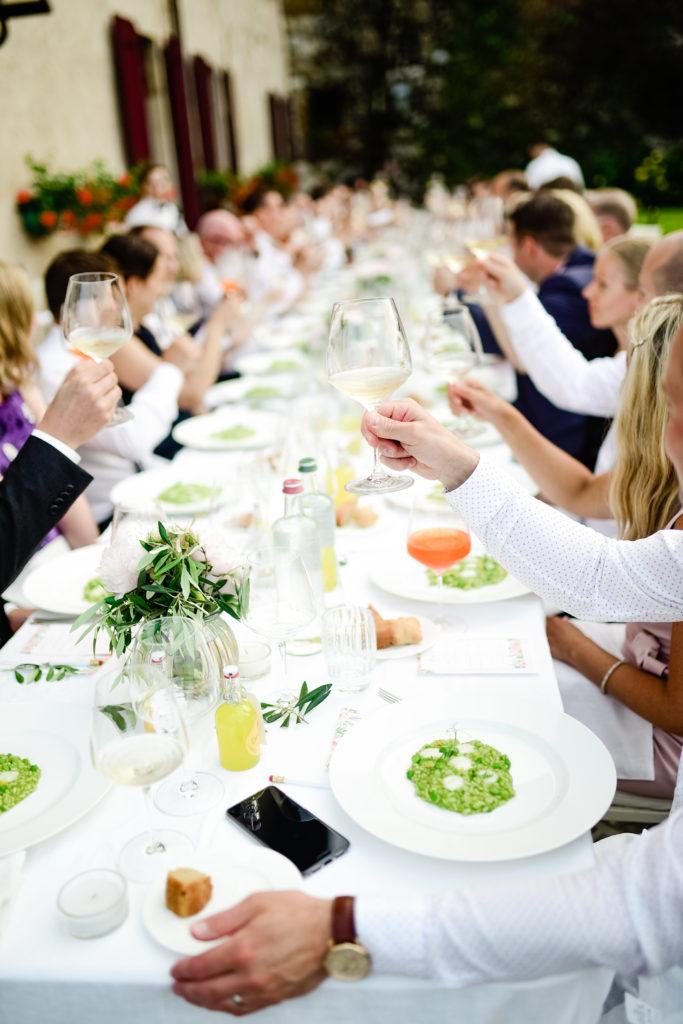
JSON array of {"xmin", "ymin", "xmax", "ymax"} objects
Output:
[{"xmin": 76, "ymin": 521, "xmax": 247, "ymax": 660}]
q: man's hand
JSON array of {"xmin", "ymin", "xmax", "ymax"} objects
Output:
[
  {"xmin": 38, "ymin": 360, "xmax": 121, "ymax": 449},
  {"xmin": 171, "ymin": 892, "xmax": 333, "ymax": 1016},
  {"xmin": 361, "ymin": 398, "xmax": 479, "ymax": 491},
  {"xmin": 432, "ymin": 266, "xmax": 456, "ymax": 296},
  {"xmin": 209, "ymin": 292, "xmax": 244, "ymax": 333},
  {"xmin": 477, "ymin": 253, "xmax": 528, "ymax": 304},
  {"xmin": 447, "ymin": 378, "xmax": 510, "ymax": 425},
  {"xmin": 162, "ymin": 335, "xmax": 202, "ymax": 373}
]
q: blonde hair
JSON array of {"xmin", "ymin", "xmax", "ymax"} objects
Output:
[
  {"xmin": 609, "ymin": 294, "xmax": 683, "ymax": 540},
  {"xmin": 551, "ymin": 189, "xmax": 603, "ymax": 251},
  {"xmin": 601, "ymin": 236, "xmax": 652, "ymax": 291},
  {"xmin": 0, "ymin": 261, "xmax": 36, "ymax": 398}
]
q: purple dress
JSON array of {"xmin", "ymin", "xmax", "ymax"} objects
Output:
[{"xmin": 0, "ymin": 390, "xmax": 59, "ymax": 549}]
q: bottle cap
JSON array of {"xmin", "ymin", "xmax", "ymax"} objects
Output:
[
  {"xmin": 222, "ymin": 664, "xmax": 240, "ymax": 679},
  {"xmin": 298, "ymin": 457, "xmax": 317, "ymax": 473},
  {"xmin": 150, "ymin": 650, "xmax": 165, "ymax": 665},
  {"xmin": 283, "ymin": 478, "xmax": 303, "ymax": 494}
]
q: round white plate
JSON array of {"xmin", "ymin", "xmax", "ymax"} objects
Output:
[
  {"xmin": 388, "ymin": 466, "xmax": 537, "ymax": 514},
  {"xmin": 23, "ymin": 544, "xmax": 105, "ymax": 615},
  {"xmin": 0, "ymin": 704, "xmax": 110, "ymax": 857},
  {"xmin": 375, "ymin": 615, "xmax": 439, "ymax": 660},
  {"xmin": 111, "ymin": 469, "xmax": 227, "ymax": 517},
  {"xmin": 172, "ymin": 410, "xmax": 279, "ymax": 452},
  {"xmin": 369, "ymin": 550, "xmax": 531, "ymax": 605},
  {"xmin": 233, "ymin": 350, "xmax": 309, "ymax": 377},
  {"xmin": 205, "ymin": 374, "xmax": 298, "ymax": 410},
  {"xmin": 329, "ymin": 689, "xmax": 616, "ymax": 861},
  {"xmin": 143, "ymin": 848, "xmax": 302, "ymax": 955}
]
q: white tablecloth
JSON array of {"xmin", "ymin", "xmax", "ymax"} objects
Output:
[{"xmin": 0, "ymin": 457, "xmax": 614, "ymax": 1024}]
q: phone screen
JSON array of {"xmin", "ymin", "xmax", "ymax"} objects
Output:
[{"xmin": 226, "ymin": 786, "xmax": 350, "ymax": 875}]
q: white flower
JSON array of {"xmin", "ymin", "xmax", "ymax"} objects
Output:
[
  {"xmin": 193, "ymin": 524, "xmax": 243, "ymax": 578},
  {"xmin": 98, "ymin": 523, "xmax": 146, "ymax": 597}
]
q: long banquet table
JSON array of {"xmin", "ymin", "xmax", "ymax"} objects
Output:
[{"xmin": 0, "ymin": 437, "xmax": 615, "ymax": 1024}]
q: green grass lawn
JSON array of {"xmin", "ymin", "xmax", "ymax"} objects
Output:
[{"xmin": 637, "ymin": 207, "xmax": 683, "ymax": 233}]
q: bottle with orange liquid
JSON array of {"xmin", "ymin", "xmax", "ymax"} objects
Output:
[{"xmin": 406, "ymin": 497, "xmax": 471, "ymax": 626}]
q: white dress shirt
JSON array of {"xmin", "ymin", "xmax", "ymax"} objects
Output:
[
  {"xmin": 124, "ymin": 197, "xmax": 188, "ymax": 236},
  {"xmin": 525, "ymin": 147, "xmax": 585, "ymax": 190},
  {"xmin": 248, "ymin": 231, "xmax": 304, "ymax": 312},
  {"xmin": 38, "ymin": 326, "xmax": 183, "ymax": 521}
]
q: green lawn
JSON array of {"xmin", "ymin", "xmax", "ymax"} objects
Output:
[{"xmin": 637, "ymin": 207, "xmax": 683, "ymax": 233}]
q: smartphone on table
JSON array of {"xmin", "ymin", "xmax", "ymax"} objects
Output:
[{"xmin": 226, "ymin": 785, "xmax": 350, "ymax": 876}]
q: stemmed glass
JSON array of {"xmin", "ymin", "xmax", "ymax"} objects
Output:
[
  {"xmin": 407, "ymin": 493, "xmax": 471, "ymax": 630},
  {"xmin": 62, "ymin": 272, "xmax": 133, "ymax": 426},
  {"xmin": 131, "ymin": 617, "xmax": 223, "ymax": 817},
  {"xmin": 327, "ymin": 296, "xmax": 413, "ymax": 494},
  {"xmin": 91, "ymin": 660, "xmax": 193, "ymax": 882},
  {"xmin": 242, "ymin": 549, "xmax": 316, "ymax": 701},
  {"xmin": 426, "ymin": 304, "xmax": 486, "ymax": 440}
]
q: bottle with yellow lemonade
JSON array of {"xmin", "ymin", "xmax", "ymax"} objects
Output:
[
  {"xmin": 298, "ymin": 457, "xmax": 338, "ymax": 592},
  {"xmin": 214, "ymin": 665, "xmax": 261, "ymax": 771}
]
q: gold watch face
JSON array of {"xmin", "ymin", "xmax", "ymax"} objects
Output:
[{"xmin": 324, "ymin": 941, "xmax": 371, "ymax": 981}]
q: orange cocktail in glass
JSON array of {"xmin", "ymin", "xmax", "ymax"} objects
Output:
[{"xmin": 407, "ymin": 527, "xmax": 471, "ymax": 571}]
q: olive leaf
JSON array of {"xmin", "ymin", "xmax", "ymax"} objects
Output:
[
  {"xmin": 100, "ymin": 702, "xmax": 137, "ymax": 732},
  {"xmin": 260, "ymin": 682, "xmax": 332, "ymax": 728},
  {"xmin": 13, "ymin": 663, "xmax": 80, "ymax": 684}
]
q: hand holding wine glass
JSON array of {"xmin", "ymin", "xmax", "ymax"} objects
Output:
[
  {"xmin": 62, "ymin": 272, "xmax": 133, "ymax": 426},
  {"xmin": 327, "ymin": 296, "xmax": 413, "ymax": 495}
]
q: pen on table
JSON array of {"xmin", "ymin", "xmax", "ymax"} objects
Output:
[{"xmin": 269, "ymin": 774, "xmax": 329, "ymax": 789}]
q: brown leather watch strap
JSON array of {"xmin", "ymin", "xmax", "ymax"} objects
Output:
[{"xmin": 331, "ymin": 895, "xmax": 356, "ymax": 944}]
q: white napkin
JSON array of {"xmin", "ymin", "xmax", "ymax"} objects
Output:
[
  {"xmin": 0, "ymin": 850, "xmax": 25, "ymax": 940},
  {"xmin": 555, "ymin": 621, "xmax": 654, "ymax": 781}
]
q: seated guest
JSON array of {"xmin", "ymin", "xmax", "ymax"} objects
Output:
[
  {"xmin": 196, "ymin": 209, "xmax": 249, "ymax": 315},
  {"xmin": 40, "ymin": 250, "xmax": 190, "ymax": 524},
  {"xmin": 587, "ymin": 187, "xmax": 638, "ymax": 242},
  {"xmin": 549, "ymin": 188, "xmax": 602, "ymax": 251},
  {"xmin": 490, "ymin": 169, "xmax": 529, "ymax": 199},
  {"xmin": 241, "ymin": 187, "xmax": 306, "ymax": 312},
  {"xmin": 169, "ymin": 334, "xmax": 683, "ymax": 1015},
  {"xmin": 124, "ymin": 163, "xmax": 188, "ymax": 236},
  {"xmin": 1, "ymin": 360, "xmax": 120, "ymax": 644},
  {"xmin": 525, "ymin": 140, "xmax": 585, "ymax": 189},
  {"xmin": 458, "ymin": 192, "xmax": 617, "ymax": 466},
  {"xmin": 450, "ymin": 296, "xmax": 683, "ymax": 797},
  {"xmin": 0, "ymin": 261, "xmax": 98, "ymax": 550}
]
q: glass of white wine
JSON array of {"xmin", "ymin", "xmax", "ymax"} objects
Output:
[
  {"xmin": 91, "ymin": 661, "xmax": 193, "ymax": 882},
  {"xmin": 62, "ymin": 272, "xmax": 133, "ymax": 426},
  {"xmin": 327, "ymin": 296, "xmax": 413, "ymax": 495}
]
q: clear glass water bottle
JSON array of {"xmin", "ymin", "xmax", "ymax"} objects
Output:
[
  {"xmin": 272, "ymin": 478, "xmax": 324, "ymax": 604},
  {"xmin": 298, "ymin": 457, "xmax": 338, "ymax": 593}
]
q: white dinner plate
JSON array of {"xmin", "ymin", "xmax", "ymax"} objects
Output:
[
  {"xmin": 0, "ymin": 703, "xmax": 110, "ymax": 857},
  {"xmin": 375, "ymin": 615, "xmax": 439, "ymax": 660},
  {"xmin": 172, "ymin": 410, "xmax": 279, "ymax": 452},
  {"xmin": 369, "ymin": 550, "xmax": 531, "ymax": 605},
  {"xmin": 23, "ymin": 544, "xmax": 105, "ymax": 615},
  {"xmin": 143, "ymin": 848, "xmax": 302, "ymax": 955},
  {"xmin": 111, "ymin": 468, "xmax": 227, "ymax": 517},
  {"xmin": 205, "ymin": 374, "xmax": 299, "ymax": 410},
  {"xmin": 233, "ymin": 350, "xmax": 309, "ymax": 377},
  {"xmin": 329, "ymin": 688, "xmax": 616, "ymax": 861}
]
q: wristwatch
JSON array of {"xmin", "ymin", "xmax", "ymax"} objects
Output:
[{"xmin": 323, "ymin": 896, "xmax": 372, "ymax": 981}]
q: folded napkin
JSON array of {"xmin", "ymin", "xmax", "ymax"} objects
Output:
[{"xmin": 0, "ymin": 850, "xmax": 25, "ymax": 941}]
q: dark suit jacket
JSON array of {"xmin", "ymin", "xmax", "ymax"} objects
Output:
[
  {"xmin": 0, "ymin": 434, "xmax": 92, "ymax": 645},
  {"xmin": 464, "ymin": 247, "xmax": 617, "ymax": 467}
]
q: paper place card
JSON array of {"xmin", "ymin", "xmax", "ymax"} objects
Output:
[
  {"xmin": 0, "ymin": 618, "xmax": 110, "ymax": 673},
  {"xmin": 418, "ymin": 636, "xmax": 536, "ymax": 676}
]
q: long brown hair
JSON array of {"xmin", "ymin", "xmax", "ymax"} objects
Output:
[{"xmin": 0, "ymin": 261, "xmax": 37, "ymax": 398}]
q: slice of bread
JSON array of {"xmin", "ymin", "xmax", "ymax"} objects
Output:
[{"xmin": 166, "ymin": 867, "xmax": 212, "ymax": 917}]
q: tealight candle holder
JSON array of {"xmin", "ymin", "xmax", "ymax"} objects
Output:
[
  {"xmin": 57, "ymin": 869, "xmax": 128, "ymax": 939},
  {"xmin": 239, "ymin": 640, "xmax": 271, "ymax": 681}
]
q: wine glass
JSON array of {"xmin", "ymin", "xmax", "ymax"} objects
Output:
[
  {"xmin": 91, "ymin": 660, "xmax": 193, "ymax": 882},
  {"xmin": 130, "ymin": 617, "xmax": 223, "ymax": 817},
  {"xmin": 62, "ymin": 272, "xmax": 133, "ymax": 426},
  {"xmin": 327, "ymin": 296, "xmax": 413, "ymax": 495},
  {"xmin": 241, "ymin": 549, "xmax": 316, "ymax": 701},
  {"xmin": 407, "ymin": 491, "xmax": 471, "ymax": 630},
  {"xmin": 426, "ymin": 304, "xmax": 487, "ymax": 441}
]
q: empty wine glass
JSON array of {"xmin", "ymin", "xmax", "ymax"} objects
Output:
[
  {"xmin": 131, "ymin": 617, "xmax": 223, "ymax": 817},
  {"xmin": 241, "ymin": 549, "xmax": 316, "ymax": 700},
  {"xmin": 327, "ymin": 296, "xmax": 413, "ymax": 495},
  {"xmin": 91, "ymin": 660, "xmax": 192, "ymax": 882},
  {"xmin": 62, "ymin": 272, "xmax": 133, "ymax": 426}
]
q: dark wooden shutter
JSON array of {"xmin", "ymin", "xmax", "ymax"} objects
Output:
[
  {"xmin": 111, "ymin": 16, "xmax": 150, "ymax": 164},
  {"xmin": 269, "ymin": 94, "xmax": 292, "ymax": 162},
  {"xmin": 193, "ymin": 56, "xmax": 216, "ymax": 170},
  {"xmin": 223, "ymin": 71, "xmax": 239, "ymax": 173},
  {"xmin": 164, "ymin": 35, "xmax": 199, "ymax": 229}
]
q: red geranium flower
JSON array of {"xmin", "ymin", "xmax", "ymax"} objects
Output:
[
  {"xmin": 81, "ymin": 212, "xmax": 102, "ymax": 232},
  {"xmin": 118, "ymin": 173, "xmax": 132, "ymax": 187},
  {"xmin": 39, "ymin": 211, "xmax": 58, "ymax": 228},
  {"xmin": 77, "ymin": 188, "xmax": 93, "ymax": 206},
  {"xmin": 16, "ymin": 190, "xmax": 33, "ymax": 205},
  {"xmin": 61, "ymin": 210, "xmax": 76, "ymax": 228}
]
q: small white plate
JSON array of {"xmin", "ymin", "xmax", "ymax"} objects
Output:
[
  {"xmin": 233, "ymin": 351, "xmax": 309, "ymax": 377},
  {"xmin": 205, "ymin": 375, "xmax": 298, "ymax": 410},
  {"xmin": 375, "ymin": 616, "xmax": 439, "ymax": 660},
  {"xmin": 143, "ymin": 849, "xmax": 302, "ymax": 955},
  {"xmin": 22, "ymin": 544, "xmax": 105, "ymax": 615},
  {"xmin": 172, "ymin": 410, "xmax": 279, "ymax": 452},
  {"xmin": 111, "ymin": 469, "xmax": 226, "ymax": 517}
]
